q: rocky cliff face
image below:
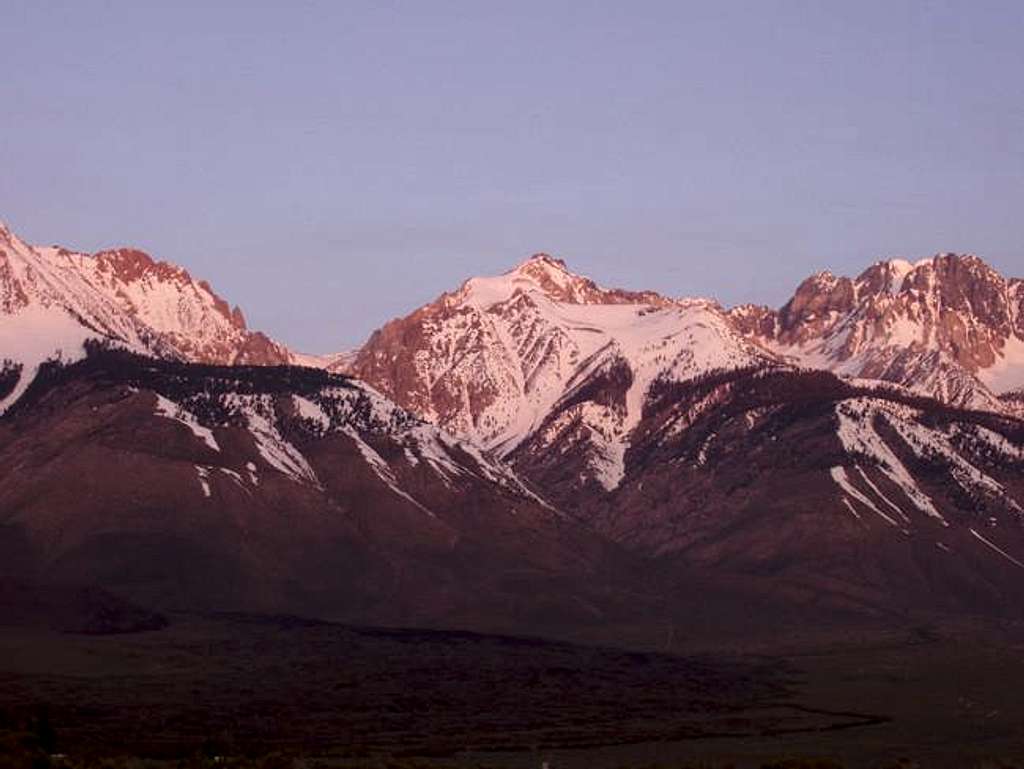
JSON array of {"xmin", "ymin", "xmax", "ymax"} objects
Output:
[
  {"xmin": 731, "ymin": 254, "xmax": 1024, "ymax": 410},
  {"xmin": 60, "ymin": 245, "xmax": 294, "ymax": 366}
]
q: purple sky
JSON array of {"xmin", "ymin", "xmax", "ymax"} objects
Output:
[{"xmin": 2, "ymin": 1, "xmax": 1023, "ymax": 352}]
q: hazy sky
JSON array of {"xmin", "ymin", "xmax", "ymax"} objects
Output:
[{"xmin": 2, "ymin": 1, "xmax": 1023, "ymax": 351}]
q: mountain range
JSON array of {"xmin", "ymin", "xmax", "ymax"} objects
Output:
[{"xmin": 2, "ymin": 219, "xmax": 1023, "ymax": 639}]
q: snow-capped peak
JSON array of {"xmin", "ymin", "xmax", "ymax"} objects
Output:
[
  {"xmin": 455, "ymin": 253, "xmax": 675, "ymax": 310},
  {"xmin": 350, "ymin": 253, "xmax": 778, "ymax": 489},
  {"xmin": 516, "ymin": 251, "xmax": 569, "ymax": 270},
  {"xmin": 456, "ymin": 252, "xmax": 595, "ymax": 308},
  {"xmin": 0, "ymin": 220, "xmax": 306, "ymax": 412},
  {"xmin": 512, "ymin": 251, "xmax": 574, "ymax": 282},
  {"xmin": 740, "ymin": 252, "xmax": 1024, "ymax": 409}
]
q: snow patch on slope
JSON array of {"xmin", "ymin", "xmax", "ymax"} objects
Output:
[
  {"xmin": 293, "ymin": 395, "xmax": 330, "ymax": 430},
  {"xmin": 342, "ymin": 426, "xmax": 437, "ymax": 517},
  {"xmin": 514, "ymin": 299, "xmax": 772, "ymax": 489},
  {"xmin": 243, "ymin": 399, "xmax": 319, "ymax": 485},
  {"xmin": 835, "ymin": 397, "xmax": 1023, "ymax": 523},
  {"xmin": 195, "ymin": 465, "xmax": 212, "ymax": 497},
  {"xmin": 834, "ymin": 399, "xmax": 945, "ymax": 523},
  {"xmin": 979, "ymin": 335, "xmax": 1024, "ymax": 395},
  {"xmin": 970, "ymin": 528, "xmax": 1024, "ymax": 569},
  {"xmin": 0, "ymin": 304, "xmax": 93, "ymax": 413},
  {"xmin": 154, "ymin": 394, "xmax": 220, "ymax": 451},
  {"xmin": 829, "ymin": 466, "xmax": 901, "ymax": 527},
  {"xmin": 855, "ymin": 466, "xmax": 911, "ymax": 524}
]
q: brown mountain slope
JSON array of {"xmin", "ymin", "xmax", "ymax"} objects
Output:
[
  {"xmin": 0, "ymin": 348, "xmax": 643, "ymax": 637},
  {"xmin": 511, "ymin": 365, "xmax": 1024, "ymax": 618}
]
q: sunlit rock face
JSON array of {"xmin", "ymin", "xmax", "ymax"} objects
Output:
[{"xmin": 731, "ymin": 253, "xmax": 1024, "ymax": 410}]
